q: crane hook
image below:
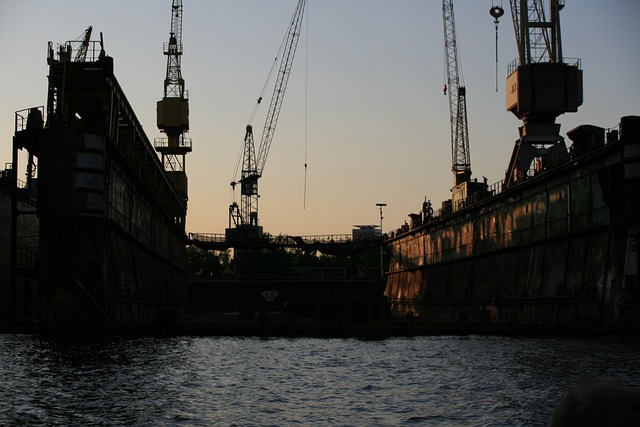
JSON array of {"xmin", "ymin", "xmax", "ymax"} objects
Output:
[
  {"xmin": 490, "ymin": 5, "xmax": 505, "ymax": 92},
  {"xmin": 490, "ymin": 6, "xmax": 504, "ymax": 23}
]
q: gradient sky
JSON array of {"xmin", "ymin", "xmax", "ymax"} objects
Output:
[{"xmin": 1, "ymin": 0, "xmax": 639, "ymax": 237}]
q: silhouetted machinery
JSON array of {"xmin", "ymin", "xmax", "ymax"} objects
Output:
[
  {"xmin": 227, "ymin": 0, "xmax": 306, "ymax": 242},
  {"xmin": 224, "ymin": 0, "xmax": 306, "ymax": 274},
  {"xmin": 155, "ymin": 0, "xmax": 192, "ymax": 228},
  {"xmin": 442, "ymin": 0, "xmax": 471, "ymax": 188},
  {"xmin": 442, "ymin": 0, "xmax": 487, "ymax": 213},
  {"xmin": 503, "ymin": 0, "xmax": 582, "ymax": 186}
]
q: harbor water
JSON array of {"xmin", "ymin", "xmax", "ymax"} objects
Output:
[{"xmin": 1, "ymin": 334, "xmax": 639, "ymax": 426}]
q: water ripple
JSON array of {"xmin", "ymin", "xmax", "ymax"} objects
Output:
[{"xmin": 1, "ymin": 335, "xmax": 639, "ymax": 426}]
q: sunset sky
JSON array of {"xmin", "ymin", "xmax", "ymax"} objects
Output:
[{"xmin": 1, "ymin": 0, "xmax": 638, "ymax": 236}]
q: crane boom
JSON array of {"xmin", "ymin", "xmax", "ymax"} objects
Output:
[
  {"xmin": 256, "ymin": 0, "xmax": 306, "ymax": 175},
  {"xmin": 74, "ymin": 26, "xmax": 93, "ymax": 62},
  {"xmin": 231, "ymin": 0, "xmax": 306, "ymax": 231},
  {"xmin": 442, "ymin": 0, "xmax": 471, "ymax": 186}
]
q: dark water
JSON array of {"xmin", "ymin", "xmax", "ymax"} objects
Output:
[{"xmin": 1, "ymin": 334, "xmax": 639, "ymax": 426}]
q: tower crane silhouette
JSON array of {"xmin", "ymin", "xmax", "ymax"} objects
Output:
[{"xmin": 229, "ymin": 0, "xmax": 306, "ymax": 236}]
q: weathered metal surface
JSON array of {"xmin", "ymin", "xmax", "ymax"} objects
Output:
[
  {"xmin": 386, "ymin": 122, "xmax": 640, "ymax": 330},
  {"xmin": 5, "ymin": 41, "xmax": 188, "ymax": 331}
]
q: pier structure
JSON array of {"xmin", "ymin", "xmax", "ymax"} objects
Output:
[
  {"xmin": 6, "ymin": 32, "xmax": 187, "ymax": 330},
  {"xmin": 189, "ymin": 232, "xmax": 382, "ymax": 256}
]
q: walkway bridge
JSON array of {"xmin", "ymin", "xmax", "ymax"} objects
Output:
[{"xmin": 189, "ymin": 233, "xmax": 382, "ymax": 256}]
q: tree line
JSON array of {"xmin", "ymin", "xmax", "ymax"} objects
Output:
[{"xmin": 184, "ymin": 245, "xmax": 380, "ymax": 278}]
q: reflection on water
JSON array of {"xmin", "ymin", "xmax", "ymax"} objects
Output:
[{"xmin": 1, "ymin": 334, "xmax": 639, "ymax": 426}]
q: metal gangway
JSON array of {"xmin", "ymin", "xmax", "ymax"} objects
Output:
[{"xmin": 189, "ymin": 232, "xmax": 382, "ymax": 256}]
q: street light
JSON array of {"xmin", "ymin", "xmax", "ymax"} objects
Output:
[{"xmin": 376, "ymin": 203, "xmax": 386, "ymax": 276}]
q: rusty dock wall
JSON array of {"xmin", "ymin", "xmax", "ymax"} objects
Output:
[
  {"xmin": 7, "ymin": 43, "xmax": 188, "ymax": 331},
  {"xmin": 385, "ymin": 117, "xmax": 640, "ymax": 332}
]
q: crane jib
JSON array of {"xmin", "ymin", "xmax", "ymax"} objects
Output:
[{"xmin": 232, "ymin": 0, "xmax": 307, "ymax": 229}]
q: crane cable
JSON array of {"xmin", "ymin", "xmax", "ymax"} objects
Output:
[
  {"xmin": 490, "ymin": 1, "xmax": 505, "ymax": 92},
  {"xmin": 303, "ymin": 0, "xmax": 309, "ymax": 210}
]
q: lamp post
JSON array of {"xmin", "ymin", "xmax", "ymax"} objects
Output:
[{"xmin": 376, "ymin": 203, "xmax": 386, "ymax": 277}]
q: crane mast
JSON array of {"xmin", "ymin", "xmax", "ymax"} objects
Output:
[
  {"xmin": 230, "ymin": 0, "xmax": 306, "ymax": 233},
  {"xmin": 164, "ymin": 0, "xmax": 185, "ymax": 99},
  {"xmin": 442, "ymin": 0, "xmax": 471, "ymax": 187},
  {"xmin": 155, "ymin": 0, "xmax": 192, "ymax": 228},
  {"xmin": 238, "ymin": 124, "xmax": 258, "ymax": 228},
  {"xmin": 503, "ymin": 0, "xmax": 582, "ymax": 187}
]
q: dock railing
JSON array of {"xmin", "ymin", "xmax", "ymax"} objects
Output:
[
  {"xmin": 189, "ymin": 233, "xmax": 356, "ymax": 247},
  {"xmin": 190, "ymin": 233, "xmax": 227, "ymax": 244},
  {"xmin": 506, "ymin": 57, "xmax": 582, "ymax": 77},
  {"xmin": 14, "ymin": 106, "xmax": 45, "ymax": 134}
]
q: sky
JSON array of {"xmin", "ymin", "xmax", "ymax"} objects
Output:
[{"xmin": 1, "ymin": 0, "xmax": 639, "ymax": 237}]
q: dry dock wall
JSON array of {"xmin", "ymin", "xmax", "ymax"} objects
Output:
[
  {"xmin": 33, "ymin": 127, "xmax": 187, "ymax": 330},
  {"xmin": 0, "ymin": 174, "xmax": 39, "ymax": 325},
  {"xmin": 386, "ymin": 126, "xmax": 639, "ymax": 330},
  {"xmin": 8, "ymin": 45, "xmax": 190, "ymax": 330}
]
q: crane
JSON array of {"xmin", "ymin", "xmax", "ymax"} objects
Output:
[
  {"xmin": 442, "ymin": 0, "xmax": 471, "ymax": 187},
  {"xmin": 74, "ymin": 26, "xmax": 93, "ymax": 62},
  {"xmin": 503, "ymin": 0, "xmax": 582, "ymax": 187},
  {"xmin": 155, "ymin": 0, "xmax": 192, "ymax": 227},
  {"xmin": 162, "ymin": 0, "xmax": 186, "ymax": 101},
  {"xmin": 228, "ymin": 0, "xmax": 306, "ymax": 236}
]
